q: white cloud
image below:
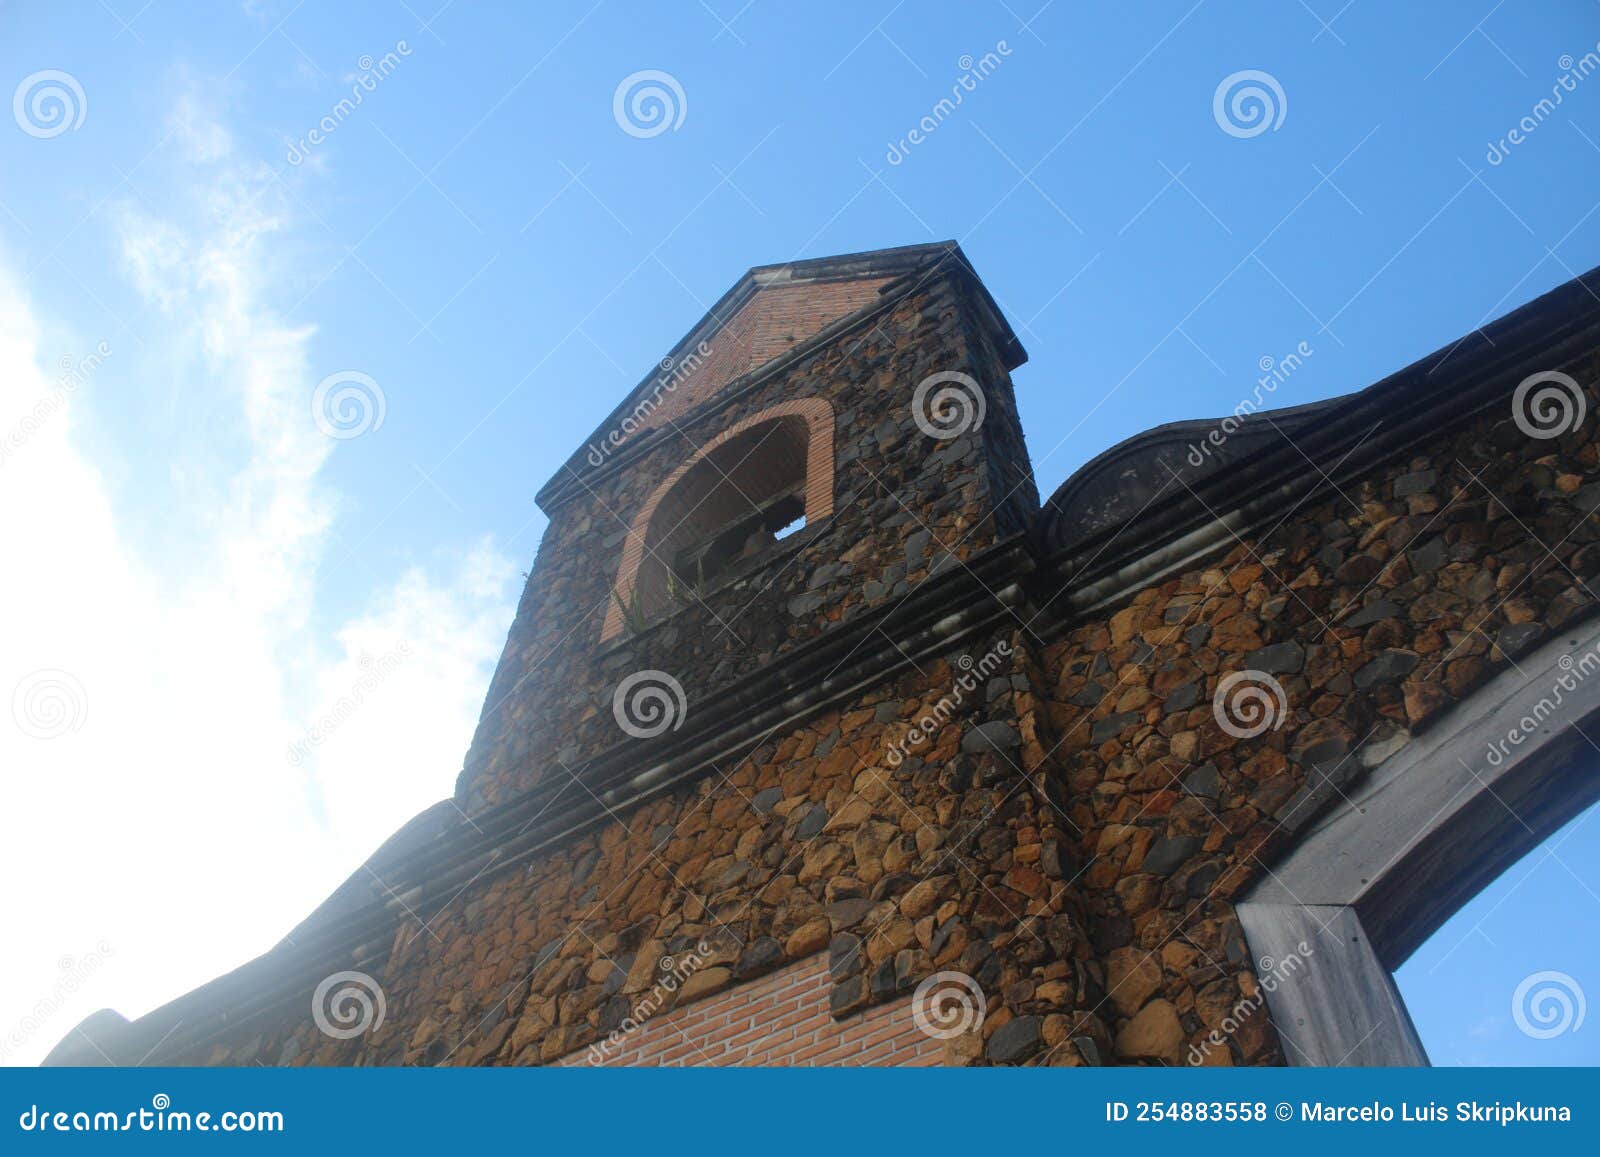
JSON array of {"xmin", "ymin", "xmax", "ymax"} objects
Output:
[{"xmin": 0, "ymin": 97, "xmax": 515, "ymax": 1065}]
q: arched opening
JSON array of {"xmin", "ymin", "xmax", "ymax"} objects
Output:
[
  {"xmin": 602, "ymin": 399, "xmax": 834, "ymax": 641},
  {"xmin": 1235, "ymin": 617, "xmax": 1600, "ymax": 1065}
]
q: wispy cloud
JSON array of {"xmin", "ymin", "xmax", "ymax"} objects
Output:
[{"xmin": 0, "ymin": 89, "xmax": 515, "ymax": 1065}]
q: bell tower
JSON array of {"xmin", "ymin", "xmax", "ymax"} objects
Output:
[{"xmin": 455, "ymin": 241, "xmax": 1035, "ymax": 816}]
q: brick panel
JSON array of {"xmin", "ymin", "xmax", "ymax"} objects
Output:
[
  {"xmin": 631, "ymin": 278, "xmax": 890, "ymax": 434},
  {"xmin": 557, "ymin": 955, "xmax": 944, "ymax": 1067}
]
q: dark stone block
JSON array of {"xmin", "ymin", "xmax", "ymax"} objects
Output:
[
  {"xmin": 1244, "ymin": 641, "xmax": 1305, "ymax": 674},
  {"xmin": 987, "ymin": 1015, "xmax": 1043, "ymax": 1064},
  {"xmin": 1141, "ymin": 835, "xmax": 1202, "ymax": 876},
  {"xmin": 795, "ymin": 804, "xmax": 828, "ymax": 840},
  {"xmin": 1182, "ymin": 762, "xmax": 1221, "ymax": 801},
  {"xmin": 1162, "ymin": 682, "xmax": 1200, "ymax": 713},
  {"xmin": 1353, "ymin": 649, "xmax": 1420, "ymax": 689},
  {"xmin": 1394, "ymin": 469, "xmax": 1438, "ymax": 497},
  {"xmin": 1498, "ymin": 622, "xmax": 1545, "ymax": 658},
  {"xmin": 734, "ymin": 936, "xmax": 783, "ymax": 979},
  {"xmin": 961, "ymin": 721, "xmax": 1020, "ymax": 755},
  {"xmin": 1344, "ymin": 599, "xmax": 1402, "ymax": 629},
  {"xmin": 1091, "ymin": 711, "xmax": 1141, "ymax": 743}
]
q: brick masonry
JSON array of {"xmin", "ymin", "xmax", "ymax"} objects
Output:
[{"xmin": 557, "ymin": 954, "xmax": 942, "ymax": 1067}]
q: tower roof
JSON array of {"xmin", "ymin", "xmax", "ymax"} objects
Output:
[{"xmin": 534, "ymin": 240, "xmax": 1023, "ymax": 512}]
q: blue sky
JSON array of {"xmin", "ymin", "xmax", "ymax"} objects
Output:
[{"xmin": 0, "ymin": 0, "xmax": 1596, "ymax": 1066}]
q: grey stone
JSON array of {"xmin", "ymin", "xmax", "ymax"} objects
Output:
[
  {"xmin": 1353, "ymin": 649, "xmax": 1420, "ymax": 689},
  {"xmin": 1141, "ymin": 835, "xmax": 1203, "ymax": 876},
  {"xmin": 795, "ymin": 804, "xmax": 828, "ymax": 840},
  {"xmin": 903, "ymin": 529, "xmax": 932, "ymax": 568},
  {"xmin": 1245, "ymin": 641, "xmax": 1305, "ymax": 674},
  {"xmin": 1410, "ymin": 536, "xmax": 1449, "ymax": 574},
  {"xmin": 1394, "ymin": 469, "xmax": 1438, "ymax": 497},
  {"xmin": 1184, "ymin": 624, "xmax": 1211, "ymax": 650},
  {"xmin": 787, "ymin": 591, "xmax": 826, "ymax": 617},
  {"xmin": 961, "ymin": 721, "xmax": 1020, "ymax": 755},
  {"xmin": 873, "ymin": 701, "xmax": 902, "ymax": 724},
  {"xmin": 1162, "ymin": 682, "xmax": 1200, "ymax": 713},
  {"xmin": 1182, "ymin": 763, "xmax": 1221, "ymax": 801},
  {"xmin": 734, "ymin": 936, "xmax": 783, "ymax": 979},
  {"xmin": 1498, "ymin": 622, "xmax": 1545, "ymax": 658},
  {"xmin": 1344, "ymin": 599, "xmax": 1402, "ymax": 628},
  {"xmin": 987, "ymin": 1015, "xmax": 1043, "ymax": 1064},
  {"xmin": 1091, "ymin": 711, "xmax": 1141, "ymax": 743},
  {"xmin": 751, "ymin": 787, "xmax": 782, "ymax": 815}
]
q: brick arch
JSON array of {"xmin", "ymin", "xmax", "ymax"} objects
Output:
[{"xmin": 601, "ymin": 398, "xmax": 835, "ymax": 642}]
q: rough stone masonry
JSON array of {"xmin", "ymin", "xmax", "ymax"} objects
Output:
[{"xmin": 48, "ymin": 241, "xmax": 1600, "ymax": 1067}]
